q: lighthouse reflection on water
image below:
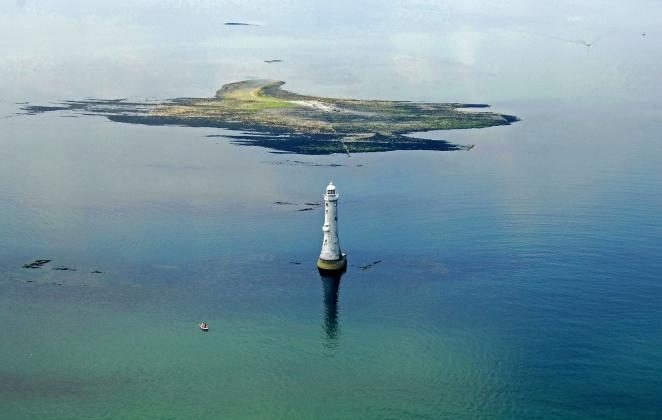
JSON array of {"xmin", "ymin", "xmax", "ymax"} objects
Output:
[{"xmin": 319, "ymin": 268, "xmax": 344, "ymax": 349}]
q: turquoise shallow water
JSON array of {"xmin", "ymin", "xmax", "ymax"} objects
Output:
[{"xmin": 1, "ymin": 98, "xmax": 661, "ymax": 419}]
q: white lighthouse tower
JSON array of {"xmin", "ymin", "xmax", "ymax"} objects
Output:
[{"xmin": 317, "ymin": 182, "xmax": 347, "ymax": 271}]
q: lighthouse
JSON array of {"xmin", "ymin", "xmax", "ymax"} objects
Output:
[{"xmin": 317, "ymin": 182, "xmax": 347, "ymax": 271}]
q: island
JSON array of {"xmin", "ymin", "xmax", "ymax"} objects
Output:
[{"xmin": 22, "ymin": 80, "xmax": 518, "ymax": 155}]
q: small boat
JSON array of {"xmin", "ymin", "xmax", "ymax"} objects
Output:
[{"xmin": 199, "ymin": 322, "xmax": 209, "ymax": 332}]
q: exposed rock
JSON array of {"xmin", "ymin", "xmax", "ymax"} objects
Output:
[
  {"xmin": 22, "ymin": 259, "xmax": 51, "ymax": 269},
  {"xmin": 359, "ymin": 260, "xmax": 382, "ymax": 271},
  {"xmin": 53, "ymin": 266, "xmax": 76, "ymax": 271}
]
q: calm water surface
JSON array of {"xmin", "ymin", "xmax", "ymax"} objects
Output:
[
  {"xmin": 2, "ymin": 98, "xmax": 661, "ymax": 419},
  {"xmin": 1, "ymin": 1, "xmax": 662, "ymax": 419}
]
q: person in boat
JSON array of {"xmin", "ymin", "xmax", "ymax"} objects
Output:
[{"xmin": 201, "ymin": 322, "xmax": 208, "ymax": 329}]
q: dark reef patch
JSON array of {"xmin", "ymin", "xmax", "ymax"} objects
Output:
[
  {"xmin": 53, "ymin": 266, "xmax": 76, "ymax": 271},
  {"xmin": 222, "ymin": 132, "xmax": 465, "ymax": 155},
  {"xmin": 22, "ymin": 259, "xmax": 51, "ymax": 269},
  {"xmin": 262, "ymin": 160, "xmax": 347, "ymax": 167},
  {"xmin": 359, "ymin": 260, "xmax": 382, "ymax": 271}
]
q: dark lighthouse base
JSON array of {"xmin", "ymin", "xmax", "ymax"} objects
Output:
[{"xmin": 317, "ymin": 254, "xmax": 347, "ymax": 272}]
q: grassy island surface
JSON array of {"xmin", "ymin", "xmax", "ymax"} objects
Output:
[{"xmin": 23, "ymin": 80, "xmax": 518, "ymax": 154}]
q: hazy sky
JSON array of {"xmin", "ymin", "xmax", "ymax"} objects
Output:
[{"xmin": 1, "ymin": 0, "xmax": 661, "ymax": 103}]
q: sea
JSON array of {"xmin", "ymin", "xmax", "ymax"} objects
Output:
[{"xmin": 1, "ymin": 1, "xmax": 661, "ymax": 419}]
